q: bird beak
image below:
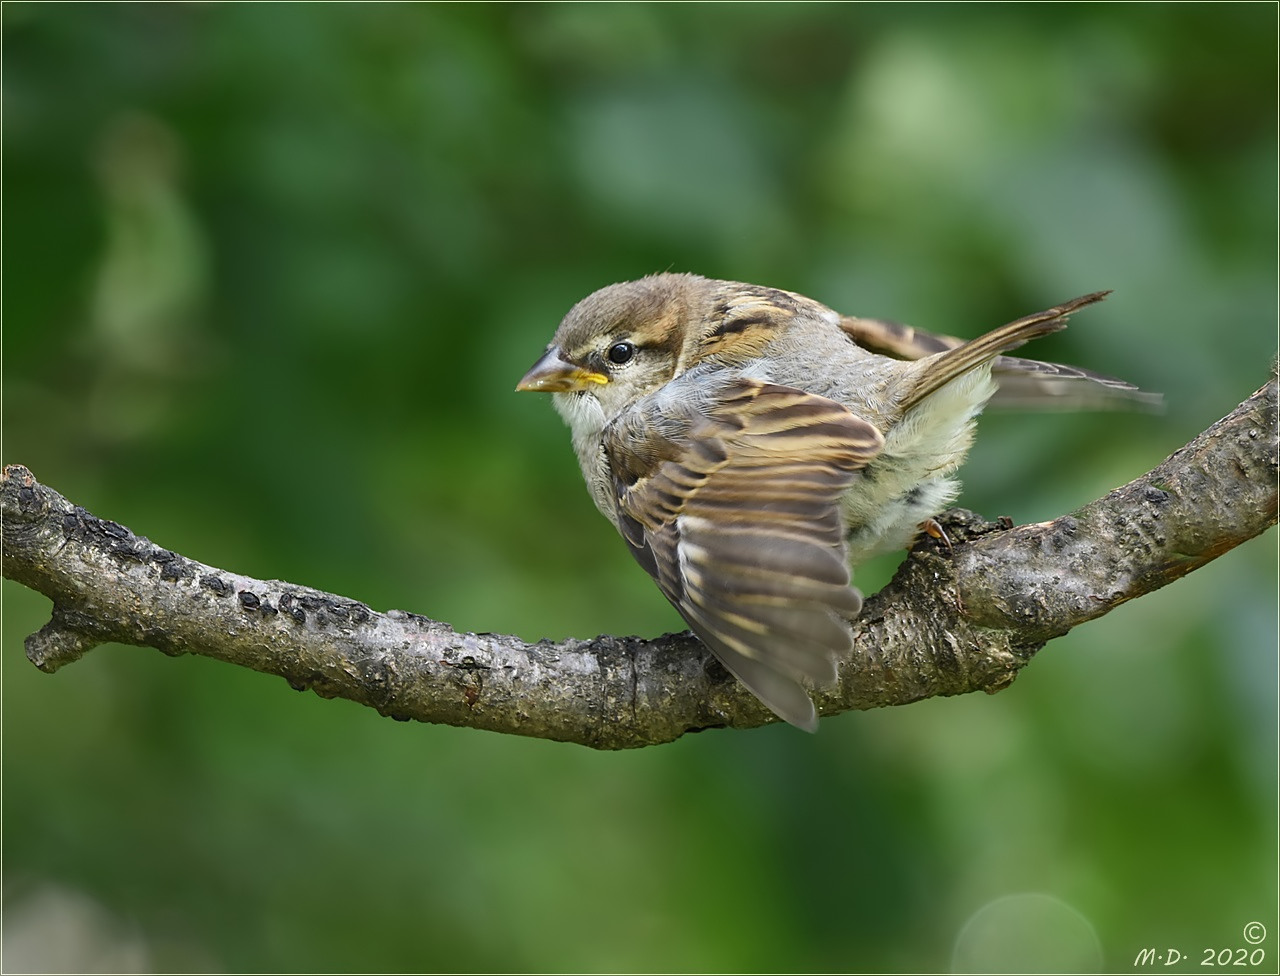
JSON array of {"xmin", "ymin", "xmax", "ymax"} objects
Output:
[{"xmin": 516, "ymin": 346, "xmax": 608, "ymax": 393}]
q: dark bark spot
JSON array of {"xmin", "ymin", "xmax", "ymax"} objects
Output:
[
  {"xmin": 279, "ymin": 592, "xmax": 307, "ymax": 624},
  {"xmin": 151, "ymin": 549, "xmax": 193, "ymax": 582},
  {"xmin": 200, "ymin": 574, "xmax": 231, "ymax": 595},
  {"xmin": 1051, "ymin": 516, "xmax": 1078, "ymax": 550}
]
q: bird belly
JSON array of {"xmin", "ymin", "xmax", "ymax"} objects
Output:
[
  {"xmin": 842, "ymin": 473, "xmax": 961, "ymax": 563},
  {"xmin": 840, "ymin": 367, "xmax": 996, "ymax": 564}
]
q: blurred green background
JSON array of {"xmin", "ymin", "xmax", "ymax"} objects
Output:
[{"xmin": 3, "ymin": 4, "xmax": 1275, "ymax": 973}]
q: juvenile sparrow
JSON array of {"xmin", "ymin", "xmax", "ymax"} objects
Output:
[{"xmin": 517, "ymin": 273, "xmax": 1153, "ymax": 731}]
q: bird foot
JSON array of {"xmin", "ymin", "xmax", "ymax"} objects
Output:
[{"xmin": 919, "ymin": 517, "xmax": 953, "ymax": 553}]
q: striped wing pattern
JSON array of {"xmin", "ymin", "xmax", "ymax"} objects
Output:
[{"xmin": 605, "ymin": 378, "xmax": 885, "ymax": 730}]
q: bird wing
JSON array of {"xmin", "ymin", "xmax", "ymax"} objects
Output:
[
  {"xmin": 841, "ymin": 299, "xmax": 1159, "ymax": 411},
  {"xmin": 839, "ymin": 313, "xmax": 963, "ymax": 361},
  {"xmin": 604, "ymin": 377, "xmax": 884, "ymax": 731}
]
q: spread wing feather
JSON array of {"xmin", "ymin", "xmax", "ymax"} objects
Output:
[
  {"xmin": 840, "ymin": 298, "xmax": 1160, "ymax": 411},
  {"xmin": 605, "ymin": 377, "xmax": 884, "ymax": 731}
]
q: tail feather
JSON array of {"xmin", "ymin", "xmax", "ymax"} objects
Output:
[
  {"xmin": 989, "ymin": 354, "xmax": 1163, "ymax": 411},
  {"xmin": 897, "ymin": 292, "xmax": 1112, "ymax": 411}
]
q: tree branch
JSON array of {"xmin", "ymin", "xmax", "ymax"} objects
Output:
[{"xmin": 3, "ymin": 376, "xmax": 1275, "ymax": 748}]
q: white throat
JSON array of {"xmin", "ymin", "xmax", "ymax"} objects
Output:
[{"xmin": 551, "ymin": 391, "xmax": 616, "ymax": 522}]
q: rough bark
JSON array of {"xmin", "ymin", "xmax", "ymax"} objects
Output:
[{"xmin": 2, "ymin": 376, "xmax": 1275, "ymax": 748}]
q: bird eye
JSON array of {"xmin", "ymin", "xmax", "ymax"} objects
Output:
[{"xmin": 606, "ymin": 341, "xmax": 635, "ymax": 365}]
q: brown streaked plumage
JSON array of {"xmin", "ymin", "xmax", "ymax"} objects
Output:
[
  {"xmin": 517, "ymin": 273, "xmax": 1157, "ymax": 730},
  {"xmin": 607, "ymin": 379, "xmax": 883, "ymax": 731}
]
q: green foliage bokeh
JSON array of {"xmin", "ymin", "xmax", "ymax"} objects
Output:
[{"xmin": 3, "ymin": 4, "xmax": 1275, "ymax": 972}]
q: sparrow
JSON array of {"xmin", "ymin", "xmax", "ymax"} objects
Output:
[{"xmin": 517, "ymin": 273, "xmax": 1155, "ymax": 731}]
